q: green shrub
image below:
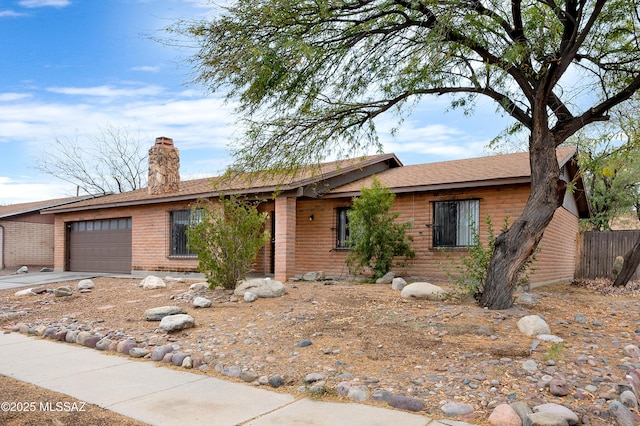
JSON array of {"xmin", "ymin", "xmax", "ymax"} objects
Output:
[
  {"xmin": 441, "ymin": 215, "xmax": 536, "ymax": 300},
  {"xmin": 186, "ymin": 195, "xmax": 270, "ymax": 289},
  {"xmin": 345, "ymin": 176, "xmax": 415, "ymax": 279}
]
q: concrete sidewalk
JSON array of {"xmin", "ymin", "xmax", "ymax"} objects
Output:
[{"xmin": 0, "ymin": 333, "xmax": 476, "ymax": 426}]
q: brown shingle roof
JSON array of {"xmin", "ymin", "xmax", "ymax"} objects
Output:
[
  {"xmin": 327, "ymin": 146, "xmax": 577, "ymax": 196},
  {"xmin": 0, "ymin": 196, "xmax": 93, "ymax": 219},
  {"xmin": 44, "ymin": 154, "xmax": 401, "ymax": 213}
]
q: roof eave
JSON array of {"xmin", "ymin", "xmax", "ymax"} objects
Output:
[
  {"xmin": 1, "ymin": 196, "xmax": 96, "ymax": 218},
  {"xmin": 322, "ymin": 176, "xmax": 532, "ymax": 198}
]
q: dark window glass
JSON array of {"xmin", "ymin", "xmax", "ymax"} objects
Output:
[
  {"xmin": 170, "ymin": 210, "xmax": 200, "ymax": 256},
  {"xmin": 433, "ymin": 200, "xmax": 479, "ymax": 247},
  {"xmin": 336, "ymin": 207, "xmax": 350, "ymax": 249}
]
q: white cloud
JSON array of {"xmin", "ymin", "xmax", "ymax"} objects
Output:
[
  {"xmin": 0, "ymin": 176, "xmax": 76, "ymax": 205},
  {"xmin": 0, "ymin": 92, "xmax": 32, "ymax": 102},
  {"xmin": 18, "ymin": 0, "xmax": 70, "ymax": 8},
  {"xmin": 0, "ymin": 10, "xmax": 25, "ymax": 17},
  {"xmin": 46, "ymin": 85, "xmax": 165, "ymax": 98},
  {"xmin": 131, "ymin": 65, "xmax": 161, "ymax": 73}
]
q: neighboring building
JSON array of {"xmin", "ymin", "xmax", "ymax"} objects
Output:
[
  {"xmin": 0, "ymin": 196, "xmax": 92, "ymax": 270},
  {"xmin": 44, "ymin": 137, "xmax": 589, "ymax": 285}
]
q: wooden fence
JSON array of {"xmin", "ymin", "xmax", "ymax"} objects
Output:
[{"xmin": 575, "ymin": 230, "xmax": 640, "ymax": 280}]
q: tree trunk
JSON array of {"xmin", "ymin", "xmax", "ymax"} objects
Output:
[
  {"xmin": 480, "ymin": 116, "xmax": 566, "ymax": 309},
  {"xmin": 612, "ymin": 234, "xmax": 640, "ymax": 287}
]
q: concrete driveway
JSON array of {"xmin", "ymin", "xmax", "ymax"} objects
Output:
[{"xmin": 0, "ymin": 271, "xmax": 110, "ymax": 290}]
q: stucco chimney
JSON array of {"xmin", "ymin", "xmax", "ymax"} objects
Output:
[{"xmin": 148, "ymin": 137, "xmax": 180, "ymax": 194}]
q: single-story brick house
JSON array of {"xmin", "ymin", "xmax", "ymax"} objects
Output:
[
  {"xmin": 0, "ymin": 196, "xmax": 92, "ymax": 270},
  {"xmin": 43, "ymin": 137, "xmax": 589, "ymax": 285}
]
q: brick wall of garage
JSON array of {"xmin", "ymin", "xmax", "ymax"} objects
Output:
[
  {"xmin": 53, "ymin": 200, "xmax": 277, "ymax": 275},
  {"xmin": 53, "ymin": 202, "xmax": 201, "ymax": 273}
]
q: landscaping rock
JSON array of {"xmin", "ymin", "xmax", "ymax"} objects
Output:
[
  {"xmin": 77, "ymin": 279, "xmax": 95, "ymax": 290},
  {"xmin": 269, "ymin": 376, "xmax": 284, "ymax": 388},
  {"xmin": 151, "ymin": 345, "xmax": 174, "ymax": 361},
  {"xmin": 129, "ymin": 347, "xmax": 150, "ymax": 358},
  {"xmin": 95, "ymin": 338, "xmax": 112, "ymax": 351},
  {"xmin": 53, "ymin": 286, "xmax": 72, "ymax": 297},
  {"xmin": 387, "ymin": 394, "xmax": 424, "ymax": 412},
  {"xmin": 549, "ymin": 378, "xmax": 571, "ymax": 397},
  {"xmin": 441, "ymin": 402, "xmax": 474, "ymax": 417},
  {"xmin": 234, "ymin": 278, "xmax": 285, "ymax": 298},
  {"xmin": 609, "ymin": 400, "xmax": 637, "ymax": 426},
  {"xmin": 144, "ymin": 306, "xmax": 186, "ymax": 321},
  {"xmin": 347, "ymin": 385, "xmax": 370, "ymax": 402},
  {"xmin": 14, "ymin": 288, "xmax": 35, "ymax": 296},
  {"xmin": 534, "ymin": 403, "xmax": 579, "ymax": 425},
  {"xmin": 117, "ymin": 340, "xmax": 137, "ymax": 354},
  {"xmin": 527, "ymin": 412, "xmax": 568, "ymax": 425},
  {"xmin": 517, "ymin": 293, "xmax": 540, "ymax": 305},
  {"xmin": 302, "ymin": 271, "xmax": 325, "ymax": 281},
  {"xmin": 159, "ymin": 314, "xmax": 195, "ymax": 332},
  {"xmin": 17, "ymin": 266, "xmax": 28, "ymax": 274},
  {"xmin": 488, "ymin": 403, "xmax": 521, "ymax": 426},
  {"xmin": 244, "ymin": 291, "xmax": 257, "ymax": 303},
  {"xmin": 141, "ymin": 275, "xmax": 166, "ymax": 289},
  {"xmin": 400, "ymin": 282, "xmax": 446, "ymax": 300},
  {"xmin": 391, "ymin": 277, "xmax": 407, "ymax": 290},
  {"xmin": 192, "ymin": 297, "xmax": 212, "ymax": 308},
  {"xmin": 189, "ymin": 282, "xmax": 208, "ymax": 292},
  {"xmin": 517, "ymin": 315, "xmax": 551, "ymax": 336},
  {"xmin": 376, "ymin": 271, "xmax": 395, "ymax": 284}
]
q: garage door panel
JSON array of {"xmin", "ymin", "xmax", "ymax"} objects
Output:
[{"xmin": 68, "ymin": 219, "xmax": 132, "ymax": 274}]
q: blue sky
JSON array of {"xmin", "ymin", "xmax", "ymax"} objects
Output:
[{"xmin": 0, "ymin": 0, "xmax": 514, "ymax": 205}]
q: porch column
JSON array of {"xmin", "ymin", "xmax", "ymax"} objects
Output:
[{"xmin": 274, "ymin": 196, "xmax": 296, "ymax": 281}]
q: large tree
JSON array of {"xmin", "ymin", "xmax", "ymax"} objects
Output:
[
  {"xmin": 36, "ymin": 124, "xmax": 148, "ymax": 196},
  {"xmin": 172, "ymin": 0, "xmax": 640, "ymax": 309}
]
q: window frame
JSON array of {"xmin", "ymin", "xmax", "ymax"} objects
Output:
[
  {"xmin": 432, "ymin": 199, "xmax": 480, "ymax": 249},
  {"xmin": 169, "ymin": 209, "xmax": 201, "ymax": 257},
  {"xmin": 335, "ymin": 207, "xmax": 351, "ymax": 250}
]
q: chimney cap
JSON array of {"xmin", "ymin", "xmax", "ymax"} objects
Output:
[{"xmin": 155, "ymin": 136, "xmax": 174, "ymax": 146}]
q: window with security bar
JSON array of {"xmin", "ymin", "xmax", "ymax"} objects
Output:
[
  {"xmin": 432, "ymin": 200, "xmax": 479, "ymax": 248},
  {"xmin": 170, "ymin": 209, "xmax": 202, "ymax": 256}
]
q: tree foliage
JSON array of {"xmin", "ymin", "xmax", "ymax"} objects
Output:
[
  {"xmin": 171, "ymin": 0, "xmax": 640, "ymax": 308},
  {"xmin": 186, "ymin": 195, "xmax": 270, "ymax": 290},
  {"xmin": 345, "ymin": 177, "xmax": 414, "ymax": 279},
  {"xmin": 574, "ymin": 98, "xmax": 640, "ymax": 287},
  {"xmin": 577, "ymin": 95, "xmax": 640, "ymax": 230},
  {"xmin": 36, "ymin": 124, "xmax": 148, "ymax": 195}
]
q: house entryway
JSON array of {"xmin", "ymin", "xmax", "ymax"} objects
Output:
[{"xmin": 66, "ymin": 218, "xmax": 132, "ymax": 274}]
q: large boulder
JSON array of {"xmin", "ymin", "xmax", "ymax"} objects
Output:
[
  {"xmin": 77, "ymin": 279, "xmax": 95, "ymax": 290},
  {"xmin": 159, "ymin": 314, "xmax": 195, "ymax": 332},
  {"xmin": 141, "ymin": 275, "xmax": 166, "ymax": 290},
  {"xmin": 14, "ymin": 288, "xmax": 35, "ymax": 296},
  {"xmin": 302, "ymin": 271, "xmax": 325, "ymax": 281},
  {"xmin": 400, "ymin": 282, "xmax": 446, "ymax": 300},
  {"xmin": 144, "ymin": 306, "xmax": 186, "ymax": 321},
  {"xmin": 517, "ymin": 315, "xmax": 551, "ymax": 336},
  {"xmin": 234, "ymin": 278, "xmax": 285, "ymax": 298}
]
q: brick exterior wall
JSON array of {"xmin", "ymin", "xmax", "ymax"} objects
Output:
[
  {"xmin": 1, "ymin": 218, "xmax": 54, "ymax": 267},
  {"xmin": 274, "ymin": 197, "xmax": 297, "ymax": 281},
  {"xmin": 53, "ymin": 202, "xmax": 201, "ymax": 273},
  {"xmin": 51, "ymin": 182, "xmax": 580, "ymax": 285},
  {"xmin": 532, "ymin": 207, "xmax": 579, "ymax": 284},
  {"xmin": 293, "ymin": 183, "xmax": 579, "ymax": 284}
]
